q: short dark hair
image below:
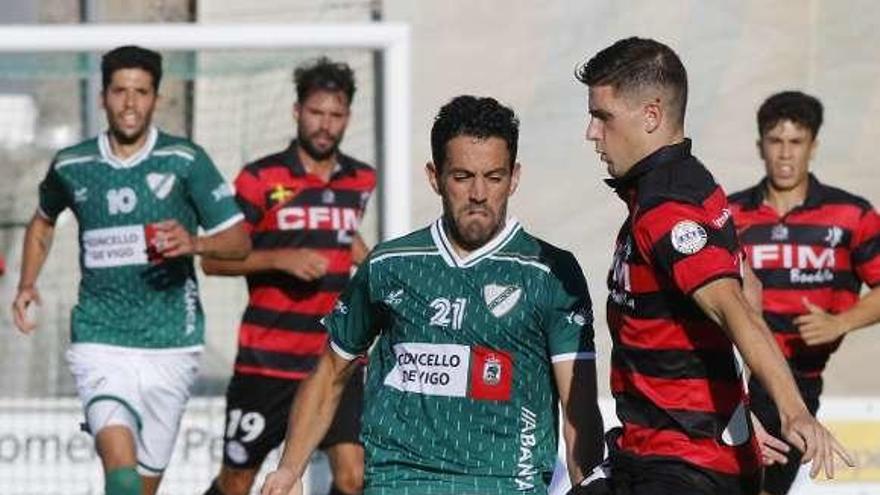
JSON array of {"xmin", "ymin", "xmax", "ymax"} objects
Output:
[
  {"xmin": 101, "ymin": 45, "xmax": 162, "ymax": 92},
  {"xmin": 293, "ymin": 56, "xmax": 356, "ymax": 105},
  {"xmin": 757, "ymin": 91, "xmax": 823, "ymax": 139},
  {"xmin": 576, "ymin": 37, "xmax": 688, "ymax": 125},
  {"xmin": 430, "ymin": 95, "xmax": 519, "ymax": 171}
]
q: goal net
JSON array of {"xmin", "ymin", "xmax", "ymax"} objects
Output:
[{"xmin": 0, "ymin": 23, "xmax": 409, "ymax": 494}]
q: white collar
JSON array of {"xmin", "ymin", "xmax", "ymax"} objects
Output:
[
  {"xmin": 98, "ymin": 126, "xmax": 158, "ymax": 169},
  {"xmin": 430, "ymin": 216, "xmax": 521, "ymax": 268}
]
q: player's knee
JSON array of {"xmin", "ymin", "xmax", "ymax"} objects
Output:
[
  {"xmin": 331, "ymin": 466, "xmax": 364, "ymax": 494},
  {"xmin": 215, "ymin": 467, "xmax": 258, "ymax": 495},
  {"xmin": 105, "ymin": 466, "xmax": 142, "ymax": 495}
]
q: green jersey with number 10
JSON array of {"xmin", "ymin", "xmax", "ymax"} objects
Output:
[
  {"xmin": 38, "ymin": 127, "xmax": 243, "ymax": 350},
  {"xmin": 325, "ymin": 217, "xmax": 596, "ymax": 494}
]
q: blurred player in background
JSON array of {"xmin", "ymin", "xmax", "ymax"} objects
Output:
[
  {"xmin": 261, "ymin": 94, "xmax": 603, "ymax": 495},
  {"xmin": 728, "ymin": 90, "xmax": 880, "ymax": 495},
  {"xmin": 11, "ymin": 45, "xmax": 250, "ymax": 495},
  {"xmin": 201, "ymin": 57, "xmax": 375, "ymax": 495},
  {"xmin": 578, "ymin": 37, "xmax": 851, "ymax": 495}
]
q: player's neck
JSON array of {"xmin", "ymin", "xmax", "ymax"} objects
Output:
[
  {"xmin": 107, "ymin": 131, "xmax": 150, "ymax": 160},
  {"xmin": 764, "ymin": 182, "xmax": 808, "ymax": 216},
  {"xmin": 297, "ymin": 147, "xmax": 336, "ymax": 182}
]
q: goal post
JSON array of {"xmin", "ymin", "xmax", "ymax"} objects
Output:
[
  {"xmin": 0, "ymin": 22, "xmax": 412, "ymax": 240},
  {"xmin": 0, "ymin": 22, "xmax": 410, "ymax": 493}
]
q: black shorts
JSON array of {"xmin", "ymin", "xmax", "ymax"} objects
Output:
[
  {"xmin": 605, "ymin": 428, "xmax": 760, "ymax": 495},
  {"xmin": 221, "ymin": 365, "xmax": 364, "ymax": 469},
  {"xmin": 748, "ymin": 375, "xmax": 823, "ymax": 495}
]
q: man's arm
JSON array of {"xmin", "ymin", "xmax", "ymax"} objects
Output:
[
  {"xmin": 201, "ymin": 248, "xmax": 330, "ymax": 280},
  {"xmin": 12, "ymin": 213, "xmax": 56, "ymax": 333},
  {"xmin": 692, "ymin": 278, "xmax": 853, "ymax": 478},
  {"xmin": 797, "ymin": 287, "xmax": 880, "ymax": 345},
  {"xmin": 554, "ymin": 358, "xmax": 603, "ymax": 485},
  {"xmin": 261, "ymin": 349, "xmax": 360, "ymax": 495},
  {"xmin": 153, "ymin": 219, "xmax": 251, "ymax": 261}
]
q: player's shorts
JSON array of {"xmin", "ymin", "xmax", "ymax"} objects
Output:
[
  {"xmin": 748, "ymin": 375, "xmax": 822, "ymax": 495},
  {"xmin": 66, "ymin": 343, "xmax": 201, "ymax": 476},
  {"xmin": 221, "ymin": 364, "xmax": 364, "ymax": 469},
  {"xmin": 603, "ymin": 428, "xmax": 760, "ymax": 495}
]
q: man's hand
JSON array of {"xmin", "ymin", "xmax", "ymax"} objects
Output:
[
  {"xmin": 152, "ymin": 220, "xmax": 199, "ymax": 258},
  {"xmin": 260, "ymin": 467, "xmax": 302, "ymax": 495},
  {"xmin": 796, "ymin": 297, "xmax": 848, "ymax": 346},
  {"xmin": 781, "ymin": 410, "xmax": 854, "ymax": 479},
  {"xmin": 751, "ymin": 412, "xmax": 789, "ymax": 466},
  {"xmin": 274, "ymin": 249, "xmax": 329, "ymax": 281},
  {"xmin": 12, "ymin": 287, "xmax": 41, "ymax": 334}
]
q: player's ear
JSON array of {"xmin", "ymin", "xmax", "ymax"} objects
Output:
[
  {"xmin": 425, "ymin": 162, "xmax": 442, "ymax": 195},
  {"xmin": 509, "ymin": 162, "xmax": 522, "ymax": 196},
  {"xmin": 293, "ymin": 102, "xmax": 301, "ymax": 121},
  {"xmin": 643, "ymin": 99, "xmax": 662, "ymax": 133},
  {"xmin": 756, "ymin": 138, "xmax": 766, "ymax": 161}
]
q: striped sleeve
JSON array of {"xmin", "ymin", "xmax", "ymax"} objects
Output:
[
  {"xmin": 853, "ymin": 206, "xmax": 880, "ymax": 287},
  {"xmin": 634, "ymin": 196, "xmax": 741, "ymax": 295},
  {"xmin": 233, "ymin": 167, "xmax": 265, "ymax": 234}
]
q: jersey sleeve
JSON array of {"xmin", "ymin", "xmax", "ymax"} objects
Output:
[
  {"xmin": 325, "ymin": 260, "xmax": 381, "ymax": 360},
  {"xmin": 37, "ymin": 159, "xmax": 69, "ymax": 221},
  {"xmin": 633, "ymin": 200, "xmax": 741, "ymax": 295},
  {"xmin": 233, "ymin": 167, "xmax": 265, "ymax": 235},
  {"xmin": 184, "ymin": 146, "xmax": 244, "ymax": 235},
  {"xmin": 852, "ymin": 206, "xmax": 880, "ymax": 287},
  {"xmin": 543, "ymin": 249, "xmax": 595, "ymax": 362}
]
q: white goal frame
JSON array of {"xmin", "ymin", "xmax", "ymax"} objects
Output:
[{"xmin": 0, "ymin": 22, "xmax": 411, "ymax": 239}]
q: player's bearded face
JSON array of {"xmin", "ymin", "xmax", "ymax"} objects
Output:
[
  {"xmin": 429, "ymin": 135, "xmax": 520, "ymax": 252},
  {"xmin": 295, "ymin": 90, "xmax": 351, "ymax": 161},
  {"xmin": 102, "ymin": 68, "xmax": 158, "ymax": 146}
]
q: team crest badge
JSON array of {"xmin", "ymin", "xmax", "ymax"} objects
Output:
[
  {"xmin": 771, "ymin": 224, "xmax": 789, "ymax": 241},
  {"xmin": 483, "ymin": 283, "xmax": 521, "ymax": 318},
  {"xmin": 482, "ymin": 354, "xmax": 502, "ymax": 385},
  {"xmin": 146, "ymin": 173, "xmax": 176, "ymax": 200},
  {"xmin": 322, "ymin": 189, "xmax": 336, "ymax": 204},
  {"xmin": 670, "ymin": 220, "xmax": 707, "ymax": 255}
]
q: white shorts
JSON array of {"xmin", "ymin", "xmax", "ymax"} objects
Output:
[{"xmin": 66, "ymin": 343, "xmax": 201, "ymax": 476}]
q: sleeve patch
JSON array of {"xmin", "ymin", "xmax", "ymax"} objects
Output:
[{"xmin": 671, "ymin": 220, "xmax": 708, "ymax": 255}]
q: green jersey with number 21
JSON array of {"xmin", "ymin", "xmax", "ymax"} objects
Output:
[{"xmin": 326, "ymin": 217, "xmax": 595, "ymax": 494}]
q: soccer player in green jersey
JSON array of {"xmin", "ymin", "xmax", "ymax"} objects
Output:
[
  {"xmin": 11, "ymin": 46, "xmax": 250, "ymax": 495},
  {"xmin": 261, "ymin": 95, "xmax": 604, "ymax": 495}
]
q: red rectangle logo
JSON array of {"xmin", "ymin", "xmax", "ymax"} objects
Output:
[{"xmin": 468, "ymin": 346, "xmax": 513, "ymax": 401}]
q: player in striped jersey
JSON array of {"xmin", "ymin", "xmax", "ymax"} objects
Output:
[
  {"xmin": 577, "ymin": 38, "xmax": 851, "ymax": 495},
  {"xmin": 201, "ymin": 58, "xmax": 374, "ymax": 495},
  {"xmin": 11, "ymin": 46, "xmax": 250, "ymax": 495},
  {"xmin": 261, "ymin": 95, "xmax": 604, "ymax": 495},
  {"xmin": 728, "ymin": 91, "xmax": 880, "ymax": 495}
]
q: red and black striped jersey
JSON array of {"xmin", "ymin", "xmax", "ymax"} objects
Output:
[
  {"xmin": 728, "ymin": 175, "xmax": 880, "ymax": 378},
  {"xmin": 232, "ymin": 140, "xmax": 376, "ymax": 380},
  {"xmin": 606, "ymin": 140, "xmax": 760, "ymax": 482}
]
